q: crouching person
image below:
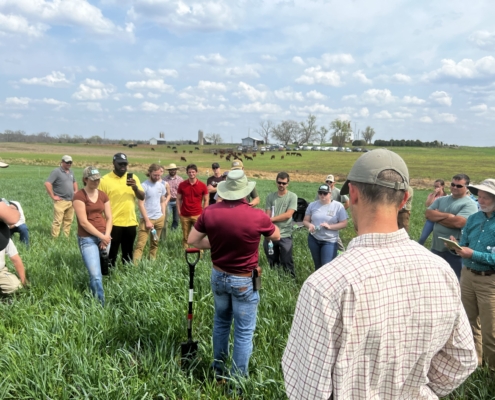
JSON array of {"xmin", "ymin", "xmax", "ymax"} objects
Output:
[
  {"xmin": 188, "ymin": 170, "xmax": 280, "ymax": 385},
  {"xmin": 0, "ymin": 239, "xmax": 27, "ymax": 295}
]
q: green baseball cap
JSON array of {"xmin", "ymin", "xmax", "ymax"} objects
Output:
[{"xmin": 340, "ymin": 149, "xmax": 409, "ymax": 195}]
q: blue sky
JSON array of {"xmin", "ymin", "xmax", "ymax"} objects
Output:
[{"xmin": 1, "ymin": 0, "xmax": 495, "ymax": 146}]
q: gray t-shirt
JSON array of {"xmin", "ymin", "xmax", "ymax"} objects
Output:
[
  {"xmin": 265, "ymin": 191, "xmax": 298, "ymax": 238},
  {"xmin": 140, "ymin": 180, "xmax": 167, "ymax": 220},
  {"xmin": 305, "ymin": 200, "xmax": 348, "ymax": 242},
  {"xmin": 46, "ymin": 167, "xmax": 76, "ymax": 200},
  {"xmin": 429, "ymin": 195, "xmax": 479, "ymax": 252}
]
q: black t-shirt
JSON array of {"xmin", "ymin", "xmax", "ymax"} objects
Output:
[{"xmin": 207, "ymin": 175, "xmax": 226, "ymax": 204}]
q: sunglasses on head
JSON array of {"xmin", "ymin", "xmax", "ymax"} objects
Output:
[
  {"xmin": 451, "ymin": 183, "xmax": 465, "ymax": 188},
  {"xmin": 277, "ymin": 181, "xmax": 288, "ymax": 185},
  {"xmin": 318, "ymin": 191, "xmax": 329, "ymax": 196}
]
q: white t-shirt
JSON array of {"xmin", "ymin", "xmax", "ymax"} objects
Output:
[
  {"xmin": 0, "ymin": 239, "xmax": 18, "ymax": 269},
  {"xmin": 140, "ymin": 180, "xmax": 167, "ymax": 220},
  {"xmin": 305, "ymin": 200, "xmax": 348, "ymax": 242}
]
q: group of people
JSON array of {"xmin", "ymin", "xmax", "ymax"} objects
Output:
[{"xmin": 2, "ymin": 149, "xmax": 495, "ymax": 399}]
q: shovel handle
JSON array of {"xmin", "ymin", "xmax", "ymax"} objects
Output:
[{"xmin": 185, "ymin": 248, "xmax": 201, "ymax": 268}]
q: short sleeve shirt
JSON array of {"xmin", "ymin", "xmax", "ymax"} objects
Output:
[
  {"xmin": 207, "ymin": 175, "xmax": 226, "ymax": 204},
  {"xmin": 141, "ymin": 180, "xmax": 167, "ymax": 220},
  {"xmin": 429, "ymin": 195, "xmax": 479, "ymax": 252},
  {"xmin": 73, "ymin": 189, "xmax": 109, "ymax": 237},
  {"xmin": 265, "ymin": 191, "xmax": 298, "ymax": 238},
  {"xmin": 0, "ymin": 239, "xmax": 18, "ymax": 270},
  {"xmin": 46, "ymin": 167, "xmax": 76, "ymax": 200},
  {"xmin": 99, "ymin": 171, "xmax": 143, "ymax": 226},
  {"xmin": 177, "ymin": 179, "xmax": 208, "ymax": 217},
  {"xmin": 305, "ymin": 200, "xmax": 348, "ymax": 242}
]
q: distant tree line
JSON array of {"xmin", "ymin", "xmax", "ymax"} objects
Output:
[{"xmin": 373, "ymin": 139, "xmax": 456, "ymax": 148}]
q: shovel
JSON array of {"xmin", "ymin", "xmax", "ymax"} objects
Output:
[{"xmin": 181, "ymin": 248, "xmax": 201, "ymax": 369}]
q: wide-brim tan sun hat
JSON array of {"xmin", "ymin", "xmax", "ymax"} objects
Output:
[
  {"xmin": 164, "ymin": 163, "xmax": 179, "ymax": 170},
  {"xmin": 217, "ymin": 170, "xmax": 255, "ymax": 201},
  {"xmin": 0, "ymin": 161, "xmax": 8, "ymax": 168},
  {"xmin": 468, "ymin": 179, "xmax": 495, "ymax": 197}
]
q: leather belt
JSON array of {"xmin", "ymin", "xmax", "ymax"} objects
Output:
[
  {"xmin": 213, "ymin": 265, "xmax": 252, "ymax": 277},
  {"xmin": 468, "ymin": 268, "xmax": 495, "ymax": 276},
  {"xmin": 170, "ymin": 198, "xmax": 177, "ymax": 202}
]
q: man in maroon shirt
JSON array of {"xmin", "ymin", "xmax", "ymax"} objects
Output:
[
  {"xmin": 188, "ymin": 170, "xmax": 280, "ymax": 384},
  {"xmin": 177, "ymin": 164, "xmax": 208, "ymax": 249}
]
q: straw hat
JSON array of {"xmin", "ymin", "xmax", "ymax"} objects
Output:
[{"xmin": 164, "ymin": 163, "xmax": 179, "ymax": 170}]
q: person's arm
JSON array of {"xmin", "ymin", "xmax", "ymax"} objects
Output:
[
  {"xmin": 425, "ymin": 192, "xmax": 438, "ymax": 207},
  {"xmin": 427, "ymin": 305, "xmax": 477, "ymax": 396},
  {"xmin": 271, "ymin": 209, "xmax": 295, "ymax": 223},
  {"xmin": 425, "ymin": 209, "xmax": 452, "ymax": 222},
  {"xmin": 177, "ymin": 193, "xmax": 183, "ymax": 216},
  {"xmin": 73, "ymin": 200, "xmax": 111, "ymax": 245},
  {"xmin": 138, "ymin": 199, "xmax": 153, "ymax": 230},
  {"xmin": 73, "ymin": 181, "xmax": 79, "ymax": 193},
  {"xmin": 342, "ymin": 199, "xmax": 350, "ymax": 210},
  {"xmin": 0, "ymin": 201, "xmax": 20, "ymax": 225},
  {"xmin": 44, "ymin": 182, "xmax": 61, "ymax": 201},
  {"xmin": 160, "ymin": 195, "xmax": 166, "ymax": 217},
  {"xmin": 163, "ymin": 182, "xmax": 171, "ymax": 208},
  {"xmin": 266, "ymin": 225, "xmax": 280, "ymax": 241},
  {"xmin": 302, "ymin": 214, "xmax": 316, "ymax": 233},
  {"xmin": 102, "ymin": 201, "xmax": 112, "ymax": 249},
  {"xmin": 9, "ymin": 254, "xmax": 26, "ymax": 285},
  {"xmin": 437, "ymin": 215, "xmax": 468, "ymax": 229},
  {"xmin": 249, "ymin": 196, "xmax": 260, "ymax": 207},
  {"xmin": 133, "ymin": 186, "xmax": 145, "ymax": 201},
  {"xmin": 187, "ymin": 227, "xmax": 211, "ymax": 249},
  {"xmin": 202, "ymin": 193, "xmax": 209, "ymax": 209},
  {"xmin": 282, "ymin": 282, "xmax": 341, "ymax": 400},
  {"xmin": 320, "ymin": 220, "xmax": 348, "ymax": 231},
  {"xmin": 207, "ymin": 183, "xmax": 217, "ymax": 194}
]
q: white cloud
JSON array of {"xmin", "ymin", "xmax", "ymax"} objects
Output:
[
  {"xmin": 197, "ymin": 80, "xmax": 227, "ymax": 91},
  {"xmin": 419, "ymin": 116, "xmax": 433, "ymax": 123},
  {"xmin": 274, "ymin": 87, "xmax": 304, "ymax": 101},
  {"xmin": 436, "ymin": 113, "xmax": 457, "ymax": 123},
  {"xmin": 140, "ymin": 68, "xmax": 178, "ymax": 78},
  {"xmin": 225, "ymin": 64, "xmax": 261, "ymax": 78},
  {"xmin": 1, "ymin": 0, "xmax": 129, "ymax": 36},
  {"xmin": 295, "ymin": 66, "xmax": 342, "ymax": 86},
  {"xmin": 5, "ymin": 96, "xmax": 30, "ymax": 107},
  {"xmin": 424, "ymin": 56, "xmax": 495, "ymax": 82},
  {"xmin": 356, "ymin": 107, "xmax": 369, "ymax": 117},
  {"xmin": 393, "ymin": 112, "xmax": 412, "ymax": 119},
  {"xmin": 19, "ymin": 71, "xmax": 71, "ymax": 87},
  {"xmin": 403, "ymin": 96, "xmax": 426, "ymax": 105},
  {"xmin": 140, "ymin": 101, "xmax": 175, "ymax": 113},
  {"xmin": 430, "ymin": 91, "xmax": 452, "ymax": 106},
  {"xmin": 178, "ymin": 102, "xmax": 214, "ymax": 112},
  {"xmin": 353, "ymin": 70, "xmax": 372, "ymax": 85},
  {"xmin": 373, "ymin": 110, "xmax": 392, "ymax": 119},
  {"xmin": 133, "ymin": 93, "xmax": 144, "ymax": 99},
  {"xmin": 321, "ymin": 53, "xmax": 354, "ymax": 66},
  {"xmin": 468, "ymin": 30, "xmax": 495, "ymax": 50},
  {"xmin": 194, "ymin": 53, "xmax": 227, "ymax": 65},
  {"xmin": 391, "ymin": 73, "xmax": 412, "ymax": 84},
  {"xmin": 72, "ymin": 79, "xmax": 115, "ymax": 100},
  {"xmin": 125, "ymin": 79, "xmax": 174, "ymax": 93},
  {"xmin": 236, "ymin": 102, "xmax": 281, "ymax": 113},
  {"xmin": 362, "ymin": 89, "xmax": 397, "ymax": 105},
  {"xmin": 235, "ymin": 82, "xmax": 267, "ymax": 101},
  {"xmin": 41, "ymin": 98, "xmax": 69, "ymax": 110},
  {"xmin": 470, "ymin": 104, "xmax": 488, "ymax": 112},
  {"xmin": 120, "ymin": 106, "xmax": 135, "ymax": 112},
  {"xmin": 147, "ymin": 92, "xmax": 161, "ymax": 98},
  {"xmin": 292, "ymin": 56, "xmax": 305, "ymax": 66},
  {"xmin": 291, "ymin": 103, "xmax": 335, "ymax": 114},
  {"xmin": 261, "ymin": 54, "xmax": 277, "ymax": 61},
  {"xmin": 0, "ymin": 12, "xmax": 48, "ymax": 37},
  {"xmin": 306, "ymin": 90, "xmax": 327, "ymax": 100},
  {"xmin": 78, "ymin": 102, "xmax": 103, "ymax": 112}
]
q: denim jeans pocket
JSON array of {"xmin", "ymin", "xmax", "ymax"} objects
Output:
[{"xmin": 231, "ymin": 277, "xmax": 256, "ymax": 302}]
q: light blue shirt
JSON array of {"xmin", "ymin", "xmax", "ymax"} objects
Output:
[{"xmin": 305, "ymin": 200, "xmax": 348, "ymax": 242}]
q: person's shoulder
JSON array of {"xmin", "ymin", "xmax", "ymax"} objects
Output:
[{"xmin": 73, "ymin": 189, "xmax": 85, "ymax": 200}]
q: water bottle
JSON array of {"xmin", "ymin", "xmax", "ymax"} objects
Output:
[
  {"xmin": 268, "ymin": 240, "xmax": 274, "ymax": 255},
  {"xmin": 151, "ymin": 228, "xmax": 159, "ymax": 242},
  {"xmin": 311, "ymin": 225, "xmax": 321, "ymax": 235},
  {"xmin": 487, "ymin": 246, "xmax": 495, "ymax": 253}
]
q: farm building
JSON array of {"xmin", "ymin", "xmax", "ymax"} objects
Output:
[
  {"xmin": 149, "ymin": 138, "xmax": 167, "ymax": 145},
  {"xmin": 241, "ymin": 136, "xmax": 264, "ymax": 147}
]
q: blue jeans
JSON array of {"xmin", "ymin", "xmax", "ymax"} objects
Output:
[
  {"xmin": 10, "ymin": 224, "xmax": 29, "ymax": 247},
  {"xmin": 211, "ymin": 268, "xmax": 259, "ymax": 378},
  {"xmin": 418, "ymin": 220, "xmax": 435, "ymax": 245},
  {"xmin": 308, "ymin": 234, "xmax": 338, "ymax": 270},
  {"xmin": 432, "ymin": 248, "xmax": 462, "ymax": 280},
  {"xmin": 78, "ymin": 236, "xmax": 108, "ymax": 305},
  {"xmin": 168, "ymin": 201, "xmax": 179, "ymax": 230}
]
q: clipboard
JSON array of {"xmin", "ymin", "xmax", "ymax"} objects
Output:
[{"xmin": 439, "ymin": 237, "xmax": 462, "ymax": 251}]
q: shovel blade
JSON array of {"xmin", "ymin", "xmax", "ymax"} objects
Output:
[{"xmin": 180, "ymin": 340, "xmax": 199, "ymax": 369}]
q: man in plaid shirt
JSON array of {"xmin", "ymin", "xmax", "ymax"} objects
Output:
[{"xmin": 282, "ymin": 149, "xmax": 477, "ymax": 399}]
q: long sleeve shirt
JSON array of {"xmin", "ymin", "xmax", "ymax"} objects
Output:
[{"xmin": 459, "ymin": 210, "xmax": 495, "ymax": 272}]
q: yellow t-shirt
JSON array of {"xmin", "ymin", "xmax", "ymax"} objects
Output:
[{"xmin": 99, "ymin": 171, "xmax": 143, "ymax": 227}]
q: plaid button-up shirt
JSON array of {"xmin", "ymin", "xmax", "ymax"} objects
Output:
[
  {"xmin": 163, "ymin": 174, "xmax": 183, "ymax": 200},
  {"xmin": 282, "ymin": 230, "xmax": 477, "ymax": 400}
]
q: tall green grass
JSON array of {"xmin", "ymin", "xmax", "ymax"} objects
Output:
[{"xmin": 0, "ymin": 165, "xmax": 493, "ymax": 399}]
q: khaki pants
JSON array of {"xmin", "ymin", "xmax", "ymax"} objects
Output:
[
  {"xmin": 180, "ymin": 215, "xmax": 199, "ymax": 249},
  {"xmin": 460, "ymin": 266, "xmax": 495, "ymax": 369},
  {"xmin": 0, "ymin": 267, "xmax": 22, "ymax": 295},
  {"xmin": 133, "ymin": 215, "xmax": 165, "ymax": 261},
  {"xmin": 52, "ymin": 200, "xmax": 74, "ymax": 238}
]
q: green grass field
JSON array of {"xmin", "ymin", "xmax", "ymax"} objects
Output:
[{"xmin": 0, "ymin": 160, "xmax": 494, "ymax": 398}]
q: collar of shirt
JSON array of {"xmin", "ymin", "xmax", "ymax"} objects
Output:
[{"xmin": 347, "ymin": 229, "xmax": 410, "ymax": 251}]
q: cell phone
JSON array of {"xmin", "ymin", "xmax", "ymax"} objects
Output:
[
  {"xmin": 126, "ymin": 172, "xmax": 133, "ymax": 186},
  {"xmin": 252, "ymin": 267, "xmax": 261, "ymax": 291}
]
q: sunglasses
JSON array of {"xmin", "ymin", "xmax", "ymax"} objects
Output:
[
  {"xmin": 277, "ymin": 181, "xmax": 288, "ymax": 185},
  {"xmin": 325, "ymin": 180, "xmax": 333, "ymax": 184},
  {"xmin": 63, "ymin": 161, "xmax": 72, "ymax": 164},
  {"xmin": 318, "ymin": 191, "xmax": 329, "ymax": 196},
  {"xmin": 213, "ymin": 167, "xmax": 219, "ymax": 169},
  {"xmin": 451, "ymin": 183, "xmax": 465, "ymax": 189}
]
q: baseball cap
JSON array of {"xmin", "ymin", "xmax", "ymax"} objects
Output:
[
  {"xmin": 325, "ymin": 174, "xmax": 334, "ymax": 183},
  {"xmin": 0, "ymin": 161, "xmax": 8, "ymax": 168},
  {"xmin": 318, "ymin": 184, "xmax": 330, "ymax": 193},
  {"xmin": 212, "ymin": 162, "xmax": 220, "ymax": 169},
  {"xmin": 113, "ymin": 153, "xmax": 128, "ymax": 163},
  {"xmin": 83, "ymin": 166, "xmax": 101, "ymax": 181},
  {"xmin": 62, "ymin": 155, "xmax": 72, "ymax": 163},
  {"xmin": 231, "ymin": 160, "xmax": 244, "ymax": 170},
  {"xmin": 340, "ymin": 149, "xmax": 409, "ymax": 195}
]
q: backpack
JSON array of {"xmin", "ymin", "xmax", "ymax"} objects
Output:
[{"xmin": 292, "ymin": 198, "xmax": 308, "ymax": 223}]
